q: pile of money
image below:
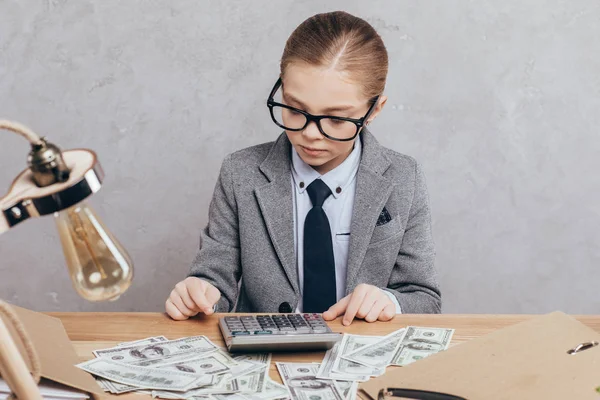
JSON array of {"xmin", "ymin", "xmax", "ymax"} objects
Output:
[
  {"xmin": 77, "ymin": 336, "xmax": 288, "ymax": 399},
  {"xmin": 77, "ymin": 326, "xmax": 453, "ymax": 400}
]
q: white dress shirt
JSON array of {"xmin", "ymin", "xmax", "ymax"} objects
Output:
[{"xmin": 290, "ymin": 139, "xmax": 402, "ymax": 314}]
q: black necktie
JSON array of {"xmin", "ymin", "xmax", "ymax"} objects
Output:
[{"xmin": 303, "ymin": 179, "xmax": 336, "ymax": 313}]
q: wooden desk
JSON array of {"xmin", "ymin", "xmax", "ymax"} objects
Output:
[{"xmin": 48, "ymin": 313, "xmax": 600, "ymax": 399}]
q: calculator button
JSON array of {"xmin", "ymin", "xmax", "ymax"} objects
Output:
[
  {"xmin": 254, "ymin": 330, "xmax": 273, "ymax": 335},
  {"xmin": 225, "ymin": 316, "xmax": 241, "ymax": 321},
  {"xmin": 231, "ymin": 331, "xmax": 251, "ymax": 336}
]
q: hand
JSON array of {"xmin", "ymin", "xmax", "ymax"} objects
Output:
[
  {"xmin": 165, "ymin": 277, "xmax": 221, "ymax": 321},
  {"xmin": 322, "ymin": 284, "xmax": 396, "ymax": 326}
]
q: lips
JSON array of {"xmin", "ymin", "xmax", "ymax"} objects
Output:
[{"xmin": 300, "ymin": 145, "xmax": 326, "ymax": 155}]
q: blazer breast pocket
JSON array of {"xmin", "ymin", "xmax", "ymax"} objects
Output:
[{"xmin": 369, "ymin": 216, "xmax": 402, "ymax": 246}]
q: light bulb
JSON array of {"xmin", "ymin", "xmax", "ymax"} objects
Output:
[{"xmin": 54, "ymin": 202, "xmax": 133, "ymax": 302}]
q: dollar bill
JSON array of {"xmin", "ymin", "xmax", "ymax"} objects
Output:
[
  {"xmin": 161, "ymin": 354, "xmax": 231, "ymax": 375},
  {"xmin": 332, "ymin": 335, "xmax": 385, "ymax": 377},
  {"xmin": 390, "ymin": 327, "xmax": 454, "ymax": 366},
  {"xmin": 77, "ymin": 358, "xmax": 212, "ymax": 391},
  {"xmin": 333, "ymin": 380, "xmax": 358, "ymax": 400},
  {"xmin": 232, "ymin": 353, "xmax": 271, "ymax": 392},
  {"xmin": 342, "ymin": 328, "xmax": 407, "ymax": 368},
  {"xmin": 101, "ymin": 379, "xmax": 138, "ymax": 395},
  {"xmin": 235, "ymin": 370, "xmax": 270, "ymax": 393},
  {"xmin": 214, "ymin": 394, "xmax": 250, "ymax": 400},
  {"xmin": 117, "ymin": 336, "xmax": 169, "ymax": 347},
  {"xmin": 276, "ymin": 362, "xmax": 344, "ymax": 400},
  {"xmin": 95, "ymin": 378, "xmax": 112, "ymax": 392},
  {"xmin": 227, "ymin": 358, "xmax": 268, "ymax": 380},
  {"xmin": 93, "ymin": 336, "xmax": 218, "ymax": 366},
  {"xmin": 316, "ymin": 342, "xmax": 369, "ymax": 382},
  {"xmin": 152, "ymin": 377, "xmax": 240, "ymax": 398},
  {"xmin": 249, "ymin": 378, "xmax": 290, "ymax": 400}
]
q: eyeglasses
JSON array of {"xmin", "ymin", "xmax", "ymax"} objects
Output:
[
  {"xmin": 266, "ymin": 77, "xmax": 380, "ymax": 142},
  {"xmin": 378, "ymin": 388, "xmax": 467, "ymax": 400}
]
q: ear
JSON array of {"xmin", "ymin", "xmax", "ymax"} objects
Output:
[{"xmin": 366, "ymin": 95, "xmax": 388, "ymax": 125}]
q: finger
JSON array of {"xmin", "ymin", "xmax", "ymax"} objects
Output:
[
  {"xmin": 186, "ymin": 279, "xmax": 215, "ymax": 312},
  {"xmin": 203, "ymin": 284, "xmax": 221, "ymax": 315},
  {"xmin": 355, "ymin": 289, "xmax": 381, "ymax": 319},
  {"xmin": 379, "ymin": 303, "xmax": 396, "ymax": 321},
  {"xmin": 322, "ymin": 296, "xmax": 351, "ymax": 320},
  {"xmin": 169, "ymin": 290, "xmax": 196, "ymax": 317},
  {"xmin": 175, "ymin": 282, "xmax": 199, "ymax": 312},
  {"xmin": 343, "ymin": 289, "xmax": 369, "ymax": 326},
  {"xmin": 165, "ymin": 299, "xmax": 188, "ymax": 321},
  {"xmin": 365, "ymin": 298, "xmax": 389, "ymax": 323}
]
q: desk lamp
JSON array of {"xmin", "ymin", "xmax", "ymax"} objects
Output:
[
  {"xmin": 0, "ymin": 120, "xmax": 134, "ymax": 399},
  {"xmin": 0, "ymin": 120, "xmax": 133, "ymax": 301}
]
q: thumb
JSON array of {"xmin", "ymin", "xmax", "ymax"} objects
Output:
[
  {"xmin": 203, "ymin": 284, "xmax": 221, "ymax": 315},
  {"xmin": 322, "ymin": 295, "xmax": 351, "ymax": 320}
]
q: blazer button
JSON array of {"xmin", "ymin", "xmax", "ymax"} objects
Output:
[{"xmin": 279, "ymin": 302, "xmax": 292, "ymax": 313}]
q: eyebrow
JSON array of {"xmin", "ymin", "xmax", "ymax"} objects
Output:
[{"xmin": 283, "ymin": 92, "xmax": 356, "ymax": 114}]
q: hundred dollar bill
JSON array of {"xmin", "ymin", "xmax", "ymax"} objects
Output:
[
  {"xmin": 102, "ymin": 379, "xmax": 140, "ymax": 395},
  {"xmin": 249, "ymin": 378, "xmax": 291, "ymax": 400},
  {"xmin": 390, "ymin": 327, "xmax": 454, "ymax": 366},
  {"xmin": 333, "ymin": 380, "xmax": 358, "ymax": 400},
  {"xmin": 219, "ymin": 386, "xmax": 291, "ymax": 400},
  {"xmin": 227, "ymin": 358, "xmax": 268, "ymax": 380},
  {"xmin": 93, "ymin": 336, "xmax": 218, "ymax": 365},
  {"xmin": 214, "ymin": 394, "xmax": 250, "ymax": 400},
  {"xmin": 232, "ymin": 353, "xmax": 271, "ymax": 392},
  {"xmin": 117, "ymin": 336, "xmax": 168, "ymax": 347},
  {"xmin": 332, "ymin": 335, "xmax": 385, "ymax": 377},
  {"xmin": 342, "ymin": 328, "xmax": 407, "ymax": 368},
  {"xmin": 161, "ymin": 354, "xmax": 231, "ymax": 375},
  {"xmin": 276, "ymin": 362, "xmax": 344, "ymax": 400},
  {"xmin": 316, "ymin": 342, "xmax": 369, "ymax": 382},
  {"xmin": 77, "ymin": 358, "xmax": 211, "ymax": 391},
  {"xmin": 152, "ymin": 377, "xmax": 240, "ymax": 398},
  {"xmin": 235, "ymin": 370, "xmax": 269, "ymax": 393},
  {"xmin": 94, "ymin": 378, "xmax": 112, "ymax": 392}
]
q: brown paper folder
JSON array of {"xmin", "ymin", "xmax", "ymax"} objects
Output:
[
  {"xmin": 359, "ymin": 312, "xmax": 600, "ymax": 400},
  {"xmin": 0, "ymin": 304, "xmax": 105, "ymax": 399}
]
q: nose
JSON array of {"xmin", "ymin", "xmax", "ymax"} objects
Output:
[{"xmin": 302, "ymin": 120, "xmax": 323, "ymax": 140}]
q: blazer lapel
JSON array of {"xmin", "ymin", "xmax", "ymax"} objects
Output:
[
  {"xmin": 254, "ymin": 133, "xmax": 299, "ymax": 294},
  {"xmin": 345, "ymin": 129, "xmax": 394, "ymax": 292}
]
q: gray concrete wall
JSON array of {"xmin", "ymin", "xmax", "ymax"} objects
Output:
[{"xmin": 1, "ymin": 0, "xmax": 599, "ymax": 313}]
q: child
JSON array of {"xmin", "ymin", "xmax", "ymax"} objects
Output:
[{"xmin": 166, "ymin": 11, "xmax": 440, "ymax": 325}]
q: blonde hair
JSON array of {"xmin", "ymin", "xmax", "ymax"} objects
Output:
[{"xmin": 280, "ymin": 11, "xmax": 388, "ymax": 101}]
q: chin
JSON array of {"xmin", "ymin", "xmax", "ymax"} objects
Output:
[{"xmin": 299, "ymin": 153, "xmax": 327, "ymax": 166}]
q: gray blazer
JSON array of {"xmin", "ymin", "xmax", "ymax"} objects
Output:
[{"xmin": 189, "ymin": 129, "xmax": 441, "ymax": 314}]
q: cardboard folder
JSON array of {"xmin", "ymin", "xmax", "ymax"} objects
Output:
[
  {"xmin": 0, "ymin": 304, "xmax": 105, "ymax": 399},
  {"xmin": 359, "ymin": 312, "xmax": 600, "ymax": 400}
]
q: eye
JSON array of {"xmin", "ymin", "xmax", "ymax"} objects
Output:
[{"xmin": 329, "ymin": 119, "xmax": 346, "ymax": 126}]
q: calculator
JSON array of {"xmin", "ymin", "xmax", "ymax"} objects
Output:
[{"xmin": 218, "ymin": 314, "xmax": 343, "ymax": 352}]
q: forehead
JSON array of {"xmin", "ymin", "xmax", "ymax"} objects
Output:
[{"xmin": 281, "ymin": 63, "xmax": 365, "ymax": 110}]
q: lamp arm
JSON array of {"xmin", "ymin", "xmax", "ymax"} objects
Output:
[{"xmin": 0, "ymin": 120, "xmax": 43, "ymax": 146}]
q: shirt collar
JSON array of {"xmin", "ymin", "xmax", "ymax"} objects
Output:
[{"xmin": 290, "ymin": 138, "xmax": 362, "ymax": 199}]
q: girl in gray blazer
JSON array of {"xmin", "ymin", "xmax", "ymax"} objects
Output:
[{"xmin": 166, "ymin": 11, "xmax": 441, "ymax": 325}]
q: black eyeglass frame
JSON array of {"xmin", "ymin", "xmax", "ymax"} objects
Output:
[{"xmin": 266, "ymin": 77, "xmax": 380, "ymax": 142}]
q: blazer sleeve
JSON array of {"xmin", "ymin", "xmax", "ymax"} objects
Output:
[
  {"xmin": 384, "ymin": 161, "xmax": 442, "ymax": 313},
  {"xmin": 188, "ymin": 154, "xmax": 241, "ymax": 312}
]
